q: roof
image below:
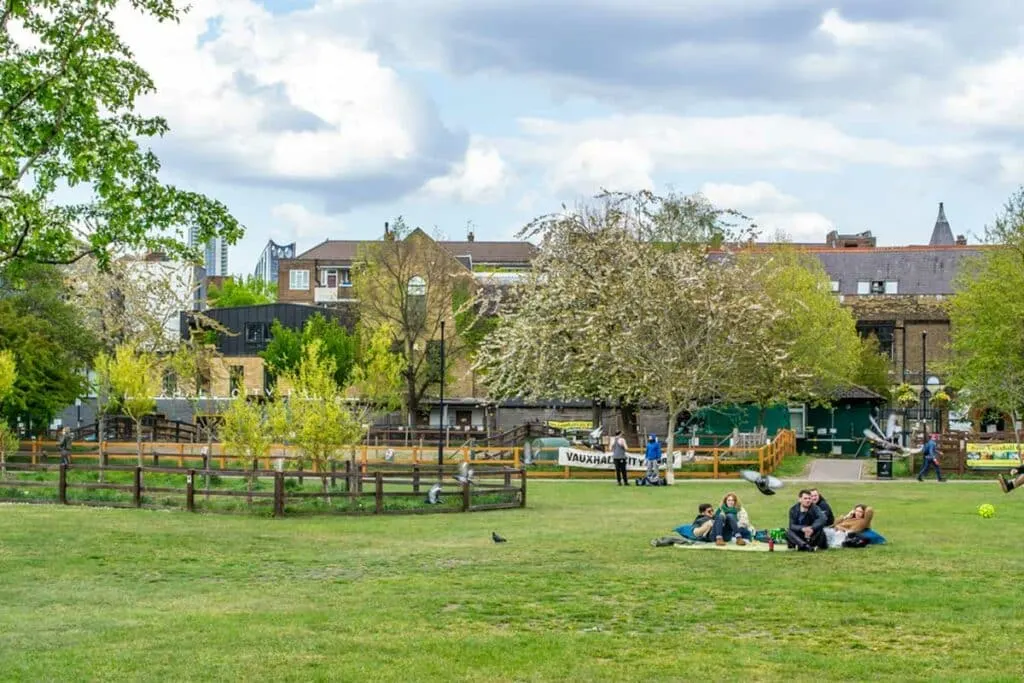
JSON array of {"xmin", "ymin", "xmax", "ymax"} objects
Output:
[
  {"xmin": 815, "ymin": 247, "xmax": 983, "ymax": 296},
  {"xmin": 833, "ymin": 385, "xmax": 887, "ymax": 402},
  {"xmin": 929, "ymin": 202, "xmax": 955, "ymax": 246},
  {"xmin": 295, "ymin": 238, "xmax": 539, "ymax": 264}
]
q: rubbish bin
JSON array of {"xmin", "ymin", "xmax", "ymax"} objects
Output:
[{"xmin": 876, "ymin": 450, "xmax": 893, "ymax": 479}]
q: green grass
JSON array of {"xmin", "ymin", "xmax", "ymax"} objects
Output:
[{"xmin": 0, "ymin": 481, "xmax": 1022, "ymax": 682}]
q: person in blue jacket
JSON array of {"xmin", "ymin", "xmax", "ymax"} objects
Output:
[
  {"xmin": 644, "ymin": 434, "xmax": 662, "ymax": 480},
  {"xmin": 916, "ymin": 433, "xmax": 946, "ymax": 482}
]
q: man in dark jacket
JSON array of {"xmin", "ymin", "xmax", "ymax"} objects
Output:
[
  {"xmin": 786, "ymin": 489, "xmax": 827, "ymax": 551},
  {"xmin": 809, "ymin": 488, "xmax": 834, "ymax": 526}
]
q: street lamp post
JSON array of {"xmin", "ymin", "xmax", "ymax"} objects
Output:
[
  {"xmin": 921, "ymin": 331, "xmax": 929, "ymax": 431},
  {"xmin": 437, "ymin": 320, "xmax": 445, "ymax": 467}
]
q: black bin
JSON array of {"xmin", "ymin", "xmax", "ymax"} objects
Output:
[{"xmin": 876, "ymin": 450, "xmax": 893, "ymax": 479}]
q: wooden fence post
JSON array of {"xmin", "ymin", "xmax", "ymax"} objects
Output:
[
  {"xmin": 133, "ymin": 466, "xmax": 142, "ymax": 507},
  {"xmin": 344, "ymin": 459, "xmax": 352, "ymax": 494},
  {"xmin": 520, "ymin": 467, "xmax": 527, "ymax": 508},
  {"xmin": 58, "ymin": 463, "xmax": 67, "ymax": 504},
  {"xmin": 330, "ymin": 459, "xmax": 337, "ymax": 487},
  {"xmin": 273, "ymin": 471, "xmax": 285, "ymax": 518},
  {"xmin": 374, "ymin": 472, "xmax": 383, "ymax": 514},
  {"xmin": 186, "ymin": 469, "xmax": 195, "ymax": 512},
  {"xmin": 412, "ymin": 464, "xmax": 420, "ymax": 493},
  {"xmin": 504, "ymin": 468, "xmax": 511, "ymax": 488},
  {"xmin": 713, "ymin": 450, "xmax": 720, "ymax": 479}
]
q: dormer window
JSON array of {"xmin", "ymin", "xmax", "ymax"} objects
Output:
[{"xmin": 857, "ymin": 280, "xmax": 898, "ymax": 295}]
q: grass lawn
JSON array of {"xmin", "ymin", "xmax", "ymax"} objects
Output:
[{"xmin": 1, "ymin": 481, "xmax": 1022, "ymax": 682}]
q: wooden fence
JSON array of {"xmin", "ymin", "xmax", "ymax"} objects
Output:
[
  {"xmin": 907, "ymin": 431, "xmax": 1023, "ymax": 475},
  {"xmin": 17, "ymin": 428, "xmax": 794, "ymax": 480},
  {"xmin": 0, "ymin": 461, "xmax": 526, "ymax": 516}
]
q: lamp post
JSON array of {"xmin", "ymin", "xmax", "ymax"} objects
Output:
[
  {"xmin": 921, "ymin": 331, "xmax": 929, "ymax": 431},
  {"xmin": 437, "ymin": 320, "xmax": 445, "ymax": 467},
  {"xmin": 75, "ymin": 398, "xmax": 82, "ymax": 429}
]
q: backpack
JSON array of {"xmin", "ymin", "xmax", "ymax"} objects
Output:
[{"xmin": 842, "ymin": 533, "xmax": 870, "ymax": 548}]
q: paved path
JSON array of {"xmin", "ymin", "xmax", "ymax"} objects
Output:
[{"xmin": 805, "ymin": 458, "xmax": 864, "ymax": 482}]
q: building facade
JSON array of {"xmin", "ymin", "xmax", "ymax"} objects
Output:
[{"xmin": 253, "ymin": 240, "xmax": 296, "ymax": 285}]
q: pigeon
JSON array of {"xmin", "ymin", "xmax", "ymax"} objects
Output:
[
  {"xmin": 454, "ymin": 461, "xmax": 475, "ymax": 485},
  {"xmin": 492, "ymin": 531, "xmax": 508, "ymax": 543},
  {"xmin": 384, "ymin": 448, "xmax": 395, "ymax": 463},
  {"xmin": 425, "ymin": 483, "xmax": 443, "ymax": 505},
  {"xmin": 739, "ymin": 469, "xmax": 784, "ymax": 496}
]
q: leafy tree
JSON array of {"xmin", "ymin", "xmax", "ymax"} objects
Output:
[
  {"xmin": 350, "ymin": 323, "xmax": 403, "ymax": 414},
  {"xmin": 105, "ymin": 343, "xmax": 160, "ymax": 465},
  {"xmin": 207, "ymin": 276, "xmax": 276, "ymax": 308},
  {"xmin": 855, "ymin": 334, "xmax": 893, "ymax": 400},
  {"xmin": 0, "ymin": 0, "xmax": 242, "ymax": 271},
  {"xmin": 729, "ymin": 246, "xmax": 861, "ymax": 424},
  {"xmin": 220, "ymin": 393, "xmax": 274, "ymax": 503},
  {"xmin": 0, "ymin": 265, "xmax": 96, "ymax": 432},
  {"xmin": 261, "ymin": 314, "xmax": 357, "ymax": 389},
  {"xmin": 276, "ymin": 339, "xmax": 366, "ymax": 501},
  {"xmin": 0, "ymin": 349, "xmax": 16, "ymax": 476},
  {"xmin": 352, "ymin": 218, "xmax": 480, "ymax": 424}
]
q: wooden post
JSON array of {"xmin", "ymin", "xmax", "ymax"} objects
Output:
[
  {"xmin": 273, "ymin": 471, "xmax": 284, "ymax": 518},
  {"xmin": 186, "ymin": 469, "xmax": 195, "ymax": 512},
  {"xmin": 344, "ymin": 459, "xmax": 352, "ymax": 494},
  {"xmin": 330, "ymin": 459, "xmax": 337, "ymax": 487},
  {"xmin": 758, "ymin": 446, "xmax": 765, "ymax": 476},
  {"xmin": 153, "ymin": 445, "xmax": 159, "ymax": 468},
  {"xmin": 504, "ymin": 468, "xmax": 511, "ymax": 487},
  {"xmin": 461, "ymin": 480, "xmax": 470, "ymax": 512},
  {"xmin": 374, "ymin": 472, "xmax": 383, "ymax": 514},
  {"xmin": 513, "ymin": 448, "xmax": 519, "ymax": 469},
  {"xmin": 412, "ymin": 464, "xmax": 420, "ymax": 493},
  {"xmin": 713, "ymin": 450, "xmax": 719, "ymax": 479},
  {"xmin": 58, "ymin": 463, "xmax": 67, "ymax": 504},
  {"xmin": 178, "ymin": 444, "xmax": 185, "ymax": 468},
  {"xmin": 298, "ymin": 460, "xmax": 304, "ymax": 486},
  {"xmin": 133, "ymin": 466, "xmax": 142, "ymax": 507},
  {"xmin": 520, "ymin": 467, "xmax": 527, "ymax": 508}
]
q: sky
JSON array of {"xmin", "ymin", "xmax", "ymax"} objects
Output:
[{"xmin": 113, "ymin": 0, "xmax": 1024, "ymax": 276}]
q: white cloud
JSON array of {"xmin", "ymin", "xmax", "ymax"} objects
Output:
[
  {"xmin": 816, "ymin": 9, "xmax": 940, "ymax": 49},
  {"xmin": 269, "ymin": 203, "xmax": 345, "ymax": 240},
  {"xmin": 699, "ymin": 181, "xmax": 832, "ymax": 243},
  {"xmin": 420, "ymin": 138, "xmax": 511, "ymax": 203},
  {"xmin": 944, "ymin": 50, "xmax": 1024, "ymax": 128},
  {"xmin": 113, "ymin": 0, "xmax": 459, "ymax": 195},
  {"xmin": 509, "ymin": 114, "xmax": 980, "ymax": 193}
]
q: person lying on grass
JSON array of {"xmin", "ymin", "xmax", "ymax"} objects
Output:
[
  {"xmin": 712, "ymin": 491, "xmax": 755, "ymax": 546},
  {"xmin": 998, "ymin": 467, "xmax": 1024, "ymax": 494},
  {"xmin": 833, "ymin": 504, "xmax": 874, "ymax": 533},
  {"xmin": 691, "ymin": 503, "xmax": 717, "ymax": 541}
]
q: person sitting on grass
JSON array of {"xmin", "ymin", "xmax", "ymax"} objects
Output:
[
  {"xmin": 998, "ymin": 466, "xmax": 1024, "ymax": 494},
  {"xmin": 809, "ymin": 488, "xmax": 834, "ymax": 526},
  {"xmin": 691, "ymin": 503, "xmax": 717, "ymax": 542},
  {"xmin": 712, "ymin": 491, "xmax": 754, "ymax": 546},
  {"xmin": 786, "ymin": 489, "xmax": 828, "ymax": 552}
]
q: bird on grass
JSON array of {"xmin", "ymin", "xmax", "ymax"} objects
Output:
[
  {"xmin": 425, "ymin": 483, "xmax": 443, "ymax": 505},
  {"xmin": 492, "ymin": 531, "xmax": 508, "ymax": 543}
]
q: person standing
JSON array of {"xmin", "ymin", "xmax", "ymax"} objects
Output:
[
  {"xmin": 786, "ymin": 489, "xmax": 828, "ymax": 551},
  {"xmin": 917, "ymin": 433, "xmax": 946, "ymax": 482},
  {"xmin": 58, "ymin": 427, "xmax": 73, "ymax": 467},
  {"xmin": 644, "ymin": 434, "xmax": 662, "ymax": 481},
  {"xmin": 610, "ymin": 430, "xmax": 629, "ymax": 486}
]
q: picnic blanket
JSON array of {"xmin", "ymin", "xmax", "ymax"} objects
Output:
[
  {"xmin": 675, "ymin": 540, "xmax": 790, "ymax": 552},
  {"xmin": 670, "ymin": 523, "xmax": 887, "ymax": 547}
]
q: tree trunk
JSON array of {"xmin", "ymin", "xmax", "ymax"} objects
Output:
[
  {"xmin": 321, "ymin": 473, "xmax": 332, "ymax": 505},
  {"xmin": 665, "ymin": 400, "xmax": 678, "ymax": 485},
  {"xmin": 405, "ymin": 372, "xmax": 419, "ymax": 426},
  {"xmin": 591, "ymin": 399, "xmax": 602, "ymax": 429},
  {"xmin": 619, "ymin": 399, "xmax": 639, "ymax": 447},
  {"xmin": 98, "ymin": 411, "xmax": 106, "ymax": 483},
  {"xmin": 758, "ymin": 405, "xmax": 767, "ymax": 429},
  {"xmin": 135, "ymin": 422, "xmax": 143, "ymax": 467}
]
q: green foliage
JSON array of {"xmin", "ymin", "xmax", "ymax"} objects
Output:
[
  {"xmin": 930, "ymin": 390, "xmax": 951, "ymax": 409},
  {"xmin": 207, "ymin": 276, "xmax": 276, "ymax": 308},
  {"xmin": 0, "ymin": 349, "xmax": 14, "ymax": 402},
  {"xmin": 219, "ymin": 393, "xmax": 274, "ymax": 499},
  {"xmin": 452, "ymin": 281, "xmax": 497, "ymax": 351},
  {"xmin": 103, "ymin": 343, "xmax": 160, "ymax": 463},
  {"xmin": 0, "ymin": 266, "xmax": 95, "ymax": 432},
  {"xmin": 894, "ymin": 383, "xmax": 919, "ymax": 408},
  {"xmin": 261, "ymin": 314, "xmax": 357, "ymax": 389},
  {"xmin": 0, "ymin": 0, "xmax": 243, "ymax": 271},
  {"xmin": 855, "ymin": 334, "xmax": 893, "ymax": 399},
  {"xmin": 350, "ymin": 324, "xmax": 403, "ymax": 413}
]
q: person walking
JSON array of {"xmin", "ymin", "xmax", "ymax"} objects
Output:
[
  {"xmin": 917, "ymin": 433, "xmax": 946, "ymax": 482},
  {"xmin": 610, "ymin": 430, "xmax": 629, "ymax": 486},
  {"xmin": 58, "ymin": 427, "xmax": 73, "ymax": 467}
]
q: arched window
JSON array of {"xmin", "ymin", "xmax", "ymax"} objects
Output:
[
  {"xmin": 407, "ymin": 276, "xmax": 427, "ymax": 326},
  {"xmin": 407, "ymin": 276, "xmax": 426, "ymax": 296}
]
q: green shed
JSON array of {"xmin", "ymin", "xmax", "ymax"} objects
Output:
[
  {"xmin": 674, "ymin": 404, "xmax": 792, "ymax": 445},
  {"xmin": 798, "ymin": 386, "xmax": 887, "ymax": 456}
]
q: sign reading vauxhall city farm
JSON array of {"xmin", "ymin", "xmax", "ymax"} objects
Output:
[{"xmin": 557, "ymin": 447, "xmax": 686, "ymax": 471}]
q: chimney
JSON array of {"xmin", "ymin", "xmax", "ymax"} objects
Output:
[
  {"xmin": 467, "ymin": 229, "xmax": 475, "ymax": 242},
  {"xmin": 384, "ymin": 221, "xmax": 389, "ymax": 236},
  {"xmin": 955, "ymin": 234, "xmax": 967, "ymax": 246}
]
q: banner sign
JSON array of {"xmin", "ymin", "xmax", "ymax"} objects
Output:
[
  {"xmin": 546, "ymin": 420, "xmax": 594, "ymax": 431},
  {"xmin": 557, "ymin": 447, "xmax": 685, "ymax": 471},
  {"xmin": 965, "ymin": 442, "xmax": 1023, "ymax": 469}
]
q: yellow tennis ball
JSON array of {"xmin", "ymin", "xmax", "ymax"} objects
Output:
[{"xmin": 978, "ymin": 503, "xmax": 996, "ymax": 518}]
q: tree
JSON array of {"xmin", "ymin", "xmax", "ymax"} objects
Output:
[
  {"xmin": 0, "ymin": 349, "xmax": 16, "ymax": 476},
  {"xmin": 261, "ymin": 314, "xmax": 358, "ymax": 389},
  {"xmin": 0, "ymin": 265, "xmax": 96, "ymax": 432},
  {"xmin": 350, "ymin": 323, "xmax": 403, "ymax": 414},
  {"xmin": 0, "ymin": 0, "xmax": 243, "ymax": 271},
  {"xmin": 855, "ymin": 335, "xmax": 893, "ymax": 400},
  {"xmin": 352, "ymin": 218, "xmax": 479, "ymax": 423},
  {"xmin": 277, "ymin": 339, "xmax": 366, "ymax": 501},
  {"xmin": 220, "ymin": 393, "xmax": 274, "ymax": 503},
  {"xmin": 207, "ymin": 276, "xmax": 276, "ymax": 308},
  {"xmin": 728, "ymin": 246, "xmax": 861, "ymax": 424},
  {"xmin": 104, "ymin": 343, "xmax": 160, "ymax": 465}
]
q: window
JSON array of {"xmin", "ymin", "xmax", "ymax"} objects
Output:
[
  {"xmin": 830, "ymin": 280, "xmax": 840, "ymax": 293},
  {"xmin": 856, "ymin": 321, "xmax": 896, "ymax": 359},
  {"xmin": 323, "ymin": 268, "xmax": 338, "ymax": 288},
  {"xmin": 407, "ymin": 276, "xmax": 426, "ymax": 296},
  {"xmin": 162, "ymin": 369, "xmax": 177, "ymax": 397},
  {"xmin": 407, "ymin": 275, "xmax": 427, "ymax": 327},
  {"xmin": 289, "ymin": 269, "xmax": 309, "ymax": 290},
  {"xmin": 245, "ymin": 322, "xmax": 270, "ymax": 345},
  {"xmin": 341, "ymin": 268, "xmax": 351, "ymax": 286},
  {"xmin": 857, "ymin": 281, "xmax": 870, "ymax": 295},
  {"xmin": 229, "ymin": 365, "xmax": 244, "ymax": 396},
  {"xmin": 455, "ymin": 409, "xmax": 473, "ymax": 427},
  {"xmin": 885, "ymin": 280, "xmax": 898, "ymax": 294},
  {"xmin": 788, "ymin": 405, "xmax": 807, "ymax": 439}
]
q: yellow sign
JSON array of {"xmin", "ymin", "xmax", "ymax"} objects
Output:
[
  {"xmin": 546, "ymin": 420, "xmax": 593, "ymax": 431},
  {"xmin": 965, "ymin": 442, "xmax": 1023, "ymax": 469}
]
